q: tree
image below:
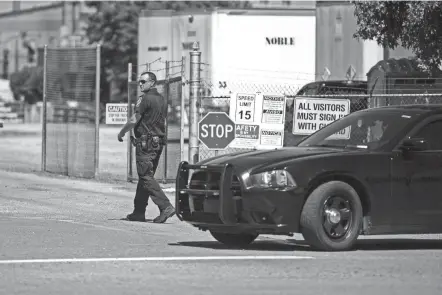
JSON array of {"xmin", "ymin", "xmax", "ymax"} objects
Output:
[
  {"xmin": 84, "ymin": 1, "xmax": 141, "ymax": 104},
  {"xmin": 353, "ymin": 1, "xmax": 442, "ymax": 74},
  {"xmin": 84, "ymin": 1, "xmax": 251, "ymax": 103}
]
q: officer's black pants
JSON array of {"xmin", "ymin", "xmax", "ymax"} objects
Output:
[{"xmin": 133, "ymin": 138, "xmax": 172, "ymax": 214}]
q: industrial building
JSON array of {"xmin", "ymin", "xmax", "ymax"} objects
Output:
[
  {"xmin": 0, "ymin": 1, "xmax": 92, "ymax": 123},
  {"xmin": 0, "ymin": 1, "xmax": 424, "ymax": 124},
  {"xmin": 0, "ymin": 1, "xmax": 91, "ymax": 78},
  {"xmin": 137, "ymin": 0, "xmax": 415, "ymax": 99}
]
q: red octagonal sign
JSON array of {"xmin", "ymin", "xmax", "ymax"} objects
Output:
[{"xmin": 198, "ymin": 112, "xmax": 235, "ymax": 150}]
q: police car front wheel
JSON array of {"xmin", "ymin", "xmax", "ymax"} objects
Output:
[{"xmin": 300, "ymin": 180, "xmax": 363, "ymax": 252}]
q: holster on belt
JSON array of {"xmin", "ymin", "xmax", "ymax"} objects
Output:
[
  {"xmin": 130, "ymin": 135, "xmax": 147, "ymax": 149},
  {"xmin": 131, "ymin": 134, "xmax": 163, "ymax": 151}
]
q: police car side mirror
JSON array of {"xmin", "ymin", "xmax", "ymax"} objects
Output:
[{"xmin": 399, "ymin": 138, "xmax": 428, "ymax": 152}]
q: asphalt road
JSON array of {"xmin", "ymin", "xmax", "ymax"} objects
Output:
[{"xmin": 1, "ymin": 170, "xmax": 442, "ymax": 295}]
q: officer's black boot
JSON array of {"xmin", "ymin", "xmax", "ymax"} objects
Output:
[
  {"xmin": 153, "ymin": 205, "xmax": 175, "ymax": 223},
  {"xmin": 125, "ymin": 198, "xmax": 147, "ymax": 222},
  {"xmin": 125, "ymin": 212, "xmax": 146, "ymax": 222}
]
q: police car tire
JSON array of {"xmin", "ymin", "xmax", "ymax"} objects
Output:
[
  {"xmin": 300, "ymin": 181, "xmax": 363, "ymax": 252},
  {"xmin": 210, "ymin": 231, "xmax": 258, "ymax": 248}
]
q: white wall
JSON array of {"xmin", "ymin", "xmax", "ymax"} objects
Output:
[
  {"xmin": 210, "ymin": 11, "xmax": 316, "ymax": 96},
  {"xmin": 138, "ymin": 9, "xmax": 316, "ymax": 97},
  {"xmin": 138, "ymin": 12, "xmax": 173, "ymax": 81},
  {"xmin": 138, "ymin": 11, "xmax": 212, "ymax": 103}
]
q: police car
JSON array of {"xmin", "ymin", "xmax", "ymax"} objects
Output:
[{"xmin": 176, "ymin": 104, "xmax": 442, "ymax": 251}]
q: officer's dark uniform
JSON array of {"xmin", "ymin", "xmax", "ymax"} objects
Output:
[{"xmin": 128, "ymin": 87, "xmax": 175, "ymax": 222}]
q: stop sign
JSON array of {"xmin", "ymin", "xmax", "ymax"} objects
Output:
[{"xmin": 198, "ymin": 112, "xmax": 235, "ymax": 150}]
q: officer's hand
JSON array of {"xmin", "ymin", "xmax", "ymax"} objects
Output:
[{"xmin": 118, "ymin": 132, "xmax": 124, "ymax": 142}]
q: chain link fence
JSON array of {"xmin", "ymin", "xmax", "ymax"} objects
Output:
[
  {"xmin": 196, "ymin": 75, "xmax": 442, "ymax": 161},
  {"xmin": 42, "ymin": 45, "xmax": 100, "ymax": 178},
  {"xmin": 127, "ymin": 58, "xmax": 186, "ymax": 183}
]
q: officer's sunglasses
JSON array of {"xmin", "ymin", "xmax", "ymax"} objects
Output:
[{"xmin": 138, "ymin": 79, "xmax": 151, "ymax": 84}]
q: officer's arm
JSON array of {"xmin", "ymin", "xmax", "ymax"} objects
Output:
[
  {"xmin": 118, "ymin": 113, "xmax": 140, "ymax": 135},
  {"xmin": 118, "ymin": 97, "xmax": 149, "ymax": 136}
]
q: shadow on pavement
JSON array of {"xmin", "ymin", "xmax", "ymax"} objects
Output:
[
  {"xmin": 170, "ymin": 238, "xmax": 442, "ymax": 252},
  {"xmin": 284, "ymin": 238, "xmax": 442, "ymax": 251},
  {"xmin": 107, "ymin": 218, "xmax": 174, "ymax": 224},
  {"xmin": 168, "ymin": 240, "xmax": 311, "ymax": 251},
  {"xmin": 354, "ymin": 238, "xmax": 442, "ymax": 251}
]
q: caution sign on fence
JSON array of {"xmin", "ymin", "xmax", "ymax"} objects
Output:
[
  {"xmin": 106, "ymin": 103, "xmax": 128, "ymax": 124},
  {"xmin": 229, "ymin": 92, "xmax": 286, "ymax": 149},
  {"xmin": 292, "ymin": 97, "xmax": 350, "ymax": 139}
]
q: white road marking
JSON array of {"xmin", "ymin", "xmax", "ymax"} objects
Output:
[
  {"xmin": 0, "ymin": 255, "xmax": 314, "ymax": 264},
  {"xmin": 163, "ymin": 187, "xmax": 175, "ymax": 193}
]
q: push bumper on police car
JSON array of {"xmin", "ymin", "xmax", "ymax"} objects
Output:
[{"xmin": 175, "ymin": 161, "xmax": 305, "ymax": 235}]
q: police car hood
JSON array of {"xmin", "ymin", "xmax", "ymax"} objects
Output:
[{"xmin": 197, "ymin": 146, "xmax": 346, "ymax": 172}]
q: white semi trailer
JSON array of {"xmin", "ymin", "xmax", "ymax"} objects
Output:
[{"xmin": 137, "ymin": 7, "xmax": 316, "ymax": 99}]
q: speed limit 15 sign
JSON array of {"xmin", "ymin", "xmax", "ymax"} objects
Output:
[{"xmin": 235, "ymin": 93, "xmax": 256, "ymax": 123}]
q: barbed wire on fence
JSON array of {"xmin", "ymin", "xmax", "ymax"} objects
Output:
[
  {"xmin": 193, "ymin": 58, "xmax": 442, "ymax": 98},
  {"xmin": 132, "ymin": 58, "xmax": 186, "ymax": 78},
  {"xmin": 197, "ymin": 77, "xmax": 442, "ymax": 97},
  {"xmin": 286, "ymin": 93, "xmax": 442, "ymax": 97}
]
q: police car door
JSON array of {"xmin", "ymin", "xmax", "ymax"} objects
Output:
[{"xmin": 391, "ymin": 115, "xmax": 442, "ymax": 232}]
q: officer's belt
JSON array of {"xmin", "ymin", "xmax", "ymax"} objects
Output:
[
  {"xmin": 130, "ymin": 135, "xmax": 149, "ymax": 147},
  {"xmin": 130, "ymin": 135, "xmax": 165, "ymax": 147}
]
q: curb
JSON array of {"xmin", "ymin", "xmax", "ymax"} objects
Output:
[{"xmin": 0, "ymin": 167, "xmax": 177, "ymax": 192}]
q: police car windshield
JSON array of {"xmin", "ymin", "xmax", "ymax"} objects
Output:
[{"xmin": 297, "ymin": 109, "xmax": 419, "ymax": 150}]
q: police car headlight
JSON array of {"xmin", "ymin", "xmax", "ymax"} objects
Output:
[{"xmin": 242, "ymin": 170, "xmax": 297, "ymax": 190}]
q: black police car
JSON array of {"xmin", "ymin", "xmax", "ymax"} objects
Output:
[{"xmin": 176, "ymin": 104, "xmax": 442, "ymax": 251}]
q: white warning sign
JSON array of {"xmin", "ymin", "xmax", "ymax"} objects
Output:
[
  {"xmin": 293, "ymin": 97, "xmax": 350, "ymax": 139},
  {"xmin": 232, "ymin": 123, "xmax": 260, "ymax": 148},
  {"xmin": 261, "ymin": 94, "xmax": 285, "ymax": 124},
  {"xmin": 229, "ymin": 92, "xmax": 286, "ymax": 149},
  {"xmin": 259, "ymin": 128, "xmax": 283, "ymax": 148},
  {"xmin": 106, "ymin": 103, "xmax": 129, "ymax": 124}
]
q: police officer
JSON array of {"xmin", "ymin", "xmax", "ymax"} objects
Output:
[{"xmin": 117, "ymin": 71, "xmax": 175, "ymax": 223}]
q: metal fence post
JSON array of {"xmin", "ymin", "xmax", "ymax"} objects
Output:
[
  {"xmin": 94, "ymin": 43, "xmax": 101, "ymax": 178},
  {"xmin": 189, "ymin": 42, "xmax": 201, "ymax": 164},
  {"xmin": 41, "ymin": 44, "xmax": 47, "ymax": 172},
  {"xmin": 163, "ymin": 60, "xmax": 170, "ymax": 183},
  {"xmin": 127, "ymin": 62, "xmax": 133, "ymax": 182},
  {"xmin": 180, "ymin": 56, "xmax": 186, "ymax": 162}
]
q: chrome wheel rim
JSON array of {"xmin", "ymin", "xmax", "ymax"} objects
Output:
[{"xmin": 322, "ymin": 196, "xmax": 353, "ymax": 239}]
